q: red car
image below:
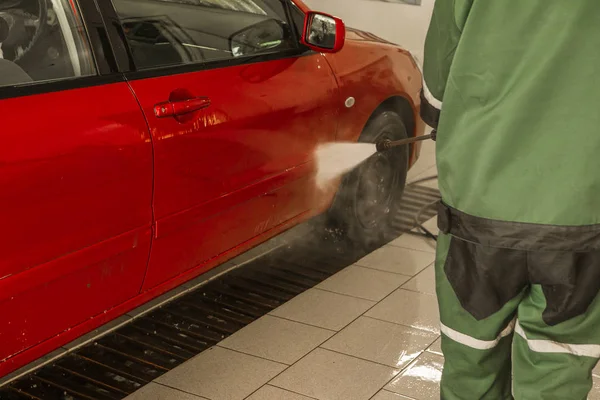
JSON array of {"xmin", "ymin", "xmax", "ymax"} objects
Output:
[{"xmin": 0, "ymin": 0, "xmax": 425, "ymax": 377}]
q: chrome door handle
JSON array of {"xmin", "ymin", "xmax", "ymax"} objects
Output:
[{"xmin": 154, "ymin": 97, "xmax": 211, "ymax": 118}]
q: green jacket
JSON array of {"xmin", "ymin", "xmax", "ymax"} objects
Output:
[{"xmin": 421, "ymin": 0, "xmax": 600, "ymax": 226}]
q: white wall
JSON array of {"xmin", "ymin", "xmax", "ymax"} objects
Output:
[{"xmin": 303, "ymin": 0, "xmax": 434, "ymax": 61}]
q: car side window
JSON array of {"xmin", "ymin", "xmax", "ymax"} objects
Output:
[
  {"xmin": 0, "ymin": 0, "xmax": 96, "ymax": 88},
  {"xmin": 289, "ymin": 1, "xmax": 305, "ymax": 39},
  {"xmin": 111, "ymin": 0, "xmax": 300, "ymax": 70}
]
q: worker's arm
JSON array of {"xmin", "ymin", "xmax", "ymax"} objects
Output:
[{"xmin": 421, "ymin": 0, "xmax": 472, "ymax": 129}]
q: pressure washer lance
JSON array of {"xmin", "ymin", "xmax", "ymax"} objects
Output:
[{"xmin": 375, "ymin": 130, "xmax": 436, "ymax": 153}]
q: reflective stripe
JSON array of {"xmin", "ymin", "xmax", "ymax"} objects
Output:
[
  {"xmin": 514, "ymin": 322, "xmax": 600, "ymax": 358},
  {"xmin": 440, "ymin": 319, "xmax": 515, "ymax": 350},
  {"xmin": 422, "ymin": 79, "xmax": 443, "ymax": 110}
]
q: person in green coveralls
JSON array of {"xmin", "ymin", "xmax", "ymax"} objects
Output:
[{"xmin": 419, "ymin": 1, "xmax": 600, "ymax": 399}]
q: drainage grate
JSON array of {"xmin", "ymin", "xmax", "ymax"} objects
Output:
[{"xmin": 1, "ymin": 184, "xmax": 440, "ymax": 400}]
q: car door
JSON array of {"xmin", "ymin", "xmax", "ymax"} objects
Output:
[
  {"xmin": 0, "ymin": 0, "xmax": 153, "ymax": 369},
  {"xmin": 108, "ymin": 0, "xmax": 340, "ymax": 289}
]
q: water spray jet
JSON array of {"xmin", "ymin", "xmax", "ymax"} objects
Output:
[{"xmin": 315, "ymin": 131, "xmax": 436, "ymax": 188}]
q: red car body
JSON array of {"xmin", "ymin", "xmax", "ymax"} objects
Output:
[{"xmin": 0, "ymin": 0, "xmax": 424, "ymax": 378}]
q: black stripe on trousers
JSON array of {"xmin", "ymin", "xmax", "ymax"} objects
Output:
[{"xmin": 438, "ymin": 202, "xmax": 600, "ymax": 326}]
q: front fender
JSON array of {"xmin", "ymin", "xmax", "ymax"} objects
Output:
[{"xmin": 323, "ymin": 39, "xmax": 423, "ymax": 143}]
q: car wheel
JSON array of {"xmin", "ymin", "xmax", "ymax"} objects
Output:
[{"xmin": 327, "ymin": 111, "xmax": 410, "ymax": 249}]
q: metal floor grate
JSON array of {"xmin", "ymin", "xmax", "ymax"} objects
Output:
[{"xmin": 0, "ymin": 184, "xmax": 440, "ymax": 400}]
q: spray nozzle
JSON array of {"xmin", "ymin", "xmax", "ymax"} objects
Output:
[
  {"xmin": 376, "ymin": 139, "xmax": 393, "ymax": 152},
  {"xmin": 375, "ymin": 132, "xmax": 436, "ymax": 153}
]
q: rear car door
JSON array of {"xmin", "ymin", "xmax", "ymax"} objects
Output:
[
  {"xmin": 0, "ymin": 0, "xmax": 153, "ymax": 372},
  {"xmin": 108, "ymin": 0, "xmax": 340, "ymax": 289}
]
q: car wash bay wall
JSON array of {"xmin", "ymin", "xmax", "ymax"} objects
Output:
[{"xmin": 303, "ymin": 0, "xmax": 434, "ymax": 61}]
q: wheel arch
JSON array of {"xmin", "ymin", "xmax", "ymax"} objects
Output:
[
  {"xmin": 365, "ymin": 95, "xmax": 418, "ymax": 161},
  {"xmin": 368, "ymin": 95, "xmax": 416, "ymax": 138}
]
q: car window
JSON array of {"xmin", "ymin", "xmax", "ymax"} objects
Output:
[
  {"xmin": 289, "ymin": 1, "xmax": 305, "ymax": 39},
  {"xmin": 111, "ymin": 0, "xmax": 300, "ymax": 70},
  {"xmin": 0, "ymin": 0, "xmax": 96, "ymax": 88}
]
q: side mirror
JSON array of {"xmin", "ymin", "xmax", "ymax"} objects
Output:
[{"xmin": 301, "ymin": 12, "xmax": 345, "ymax": 53}]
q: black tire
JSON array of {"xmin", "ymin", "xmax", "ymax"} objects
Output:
[{"xmin": 327, "ymin": 111, "xmax": 410, "ymax": 249}]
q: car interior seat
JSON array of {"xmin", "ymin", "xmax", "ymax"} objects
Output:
[
  {"xmin": 0, "ymin": 58, "xmax": 33, "ymax": 87},
  {"xmin": 0, "ymin": 13, "xmax": 32, "ymax": 87}
]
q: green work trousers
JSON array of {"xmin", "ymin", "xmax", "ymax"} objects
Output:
[{"xmin": 435, "ymin": 204, "xmax": 600, "ymax": 400}]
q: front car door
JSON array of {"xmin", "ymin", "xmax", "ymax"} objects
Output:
[
  {"xmin": 107, "ymin": 0, "xmax": 341, "ymax": 289},
  {"xmin": 0, "ymin": 0, "xmax": 153, "ymax": 373}
]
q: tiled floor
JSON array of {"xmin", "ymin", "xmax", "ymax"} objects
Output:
[
  {"xmin": 126, "ymin": 219, "xmax": 446, "ymax": 400},
  {"xmin": 124, "ymin": 140, "xmax": 600, "ymax": 400},
  {"xmin": 124, "ymin": 217, "xmax": 600, "ymax": 400}
]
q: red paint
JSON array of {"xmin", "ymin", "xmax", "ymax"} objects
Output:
[
  {"xmin": 0, "ymin": 83, "xmax": 153, "ymax": 364},
  {"xmin": 0, "ymin": 5, "xmax": 424, "ymax": 378},
  {"xmin": 0, "ymin": 205, "xmax": 317, "ymax": 378},
  {"xmin": 153, "ymin": 97, "xmax": 211, "ymax": 119},
  {"xmin": 128, "ymin": 54, "xmax": 339, "ymax": 290},
  {"xmin": 326, "ymin": 28, "xmax": 424, "ymax": 148}
]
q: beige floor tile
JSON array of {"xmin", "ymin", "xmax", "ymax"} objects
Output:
[
  {"xmin": 271, "ymin": 348, "xmax": 398, "ymax": 400},
  {"xmin": 402, "ymin": 265, "xmax": 436, "ymax": 295},
  {"xmin": 269, "ymin": 289, "xmax": 375, "ymax": 331},
  {"xmin": 365, "ymin": 289, "xmax": 440, "ymax": 334},
  {"xmin": 413, "ymin": 216, "xmax": 438, "ymax": 235},
  {"xmin": 388, "ymin": 234, "xmax": 436, "ymax": 254},
  {"xmin": 246, "ymin": 385, "xmax": 315, "ymax": 400},
  {"xmin": 317, "ymin": 265, "xmax": 410, "ymax": 301},
  {"xmin": 426, "ymin": 337, "xmax": 442, "ymax": 356},
  {"xmin": 589, "ymin": 377, "xmax": 600, "ymax": 400},
  {"xmin": 356, "ymin": 246, "xmax": 435, "ymax": 276},
  {"xmin": 156, "ymin": 347, "xmax": 286, "ymax": 400},
  {"xmin": 371, "ymin": 390, "xmax": 415, "ymax": 400},
  {"xmin": 407, "ymin": 164, "xmax": 437, "ymax": 187},
  {"xmin": 322, "ymin": 316, "xmax": 437, "ymax": 369},
  {"xmin": 407, "ymin": 153, "xmax": 436, "ymax": 183},
  {"xmin": 126, "ymin": 383, "xmax": 207, "ymax": 400},
  {"xmin": 422, "ymin": 217, "xmax": 438, "ymax": 234},
  {"xmin": 386, "ymin": 352, "xmax": 443, "ymax": 400},
  {"xmin": 219, "ymin": 315, "xmax": 333, "ymax": 365},
  {"xmin": 407, "ymin": 166, "xmax": 432, "ymax": 183}
]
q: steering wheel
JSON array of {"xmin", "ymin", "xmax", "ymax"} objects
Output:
[
  {"xmin": 0, "ymin": 0, "xmax": 48, "ymax": 62},
  {"xmin": 0, "ymin": 1, "xmax": 23, "ymax": 10}
]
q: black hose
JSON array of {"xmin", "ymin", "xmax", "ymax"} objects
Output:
[
  {"xmin": 413, "ymin": 198, "xmax": 439, "ymax": 241},
  {"xmin": 406, "ymin": 175, "xmax": 440, "ymax": 241},
  {"xmin": 417, "ymin": 223, "xmax": 438, "ymax": 241}
]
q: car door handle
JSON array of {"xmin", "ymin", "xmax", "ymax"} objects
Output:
[{"xmin": 154, "ymin": 97, "xmax": 211, "ymax": 118}]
